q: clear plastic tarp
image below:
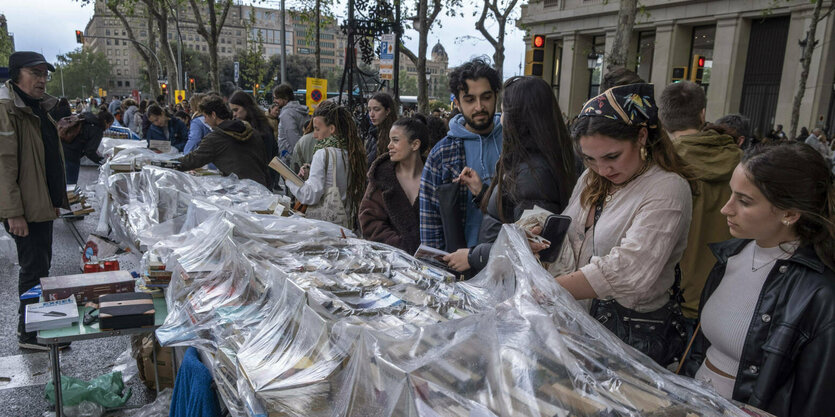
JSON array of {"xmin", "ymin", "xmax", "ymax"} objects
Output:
[{"xmin": 91, "ymin": 159, "xmax": 751, "ymax": 416}]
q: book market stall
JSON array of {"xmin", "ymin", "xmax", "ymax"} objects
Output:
[{"xmin": 87, "ymin": 140, "xmax": 758, "ymax": 417}]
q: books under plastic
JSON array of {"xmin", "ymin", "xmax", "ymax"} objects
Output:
[
  {"xmin": 25, "ymin": 295, "xmax": 80, "ymax": 332},
  {"xmin": 99, "ymin": 292, "xmax": 155, "ymax": 330}
]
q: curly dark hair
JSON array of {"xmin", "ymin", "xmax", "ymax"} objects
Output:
[{"xmin": 448, "ymin": 56, "xmax": 501, "ymax": 101}]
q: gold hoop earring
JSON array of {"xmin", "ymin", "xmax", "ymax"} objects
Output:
[{"xmin": 639, "ymin": 146, "xmax": 647, "ymax": 162}]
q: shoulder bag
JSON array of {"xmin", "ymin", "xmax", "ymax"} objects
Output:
[{"xmin": 305, "ymin": 148, "xmax": 350, "ymax": 228}]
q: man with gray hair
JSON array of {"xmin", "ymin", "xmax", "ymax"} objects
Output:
[
  {"xmin": 805, "ymin": 128, "xmax": 829, "ymax": 156},
  {"xmin": 715, "ymin": 113, "xmax": 755, "ymax": 149},
  {"xmin": 658, "ymin": 81, "xmax": 741, "ymax": 337},
  {"xmin": 0, "ymin": 52, "xmax": 68, "ymax": 350}
]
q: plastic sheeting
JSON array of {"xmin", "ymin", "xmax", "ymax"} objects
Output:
[{"xmin": 90, "ymin": 150, "xmax": 750, "ymax": 416}]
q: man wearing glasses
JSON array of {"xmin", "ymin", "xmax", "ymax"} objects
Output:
[{"xmin": 0, "ymin": 51, "xmax": 68, "ymax": 350}]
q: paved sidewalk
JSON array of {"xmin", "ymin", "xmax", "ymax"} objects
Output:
[{"xmin": 0, "ymin": 166, "xmax": 156, "ymax": 416}]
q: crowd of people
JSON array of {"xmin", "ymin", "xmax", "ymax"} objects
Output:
[{"xmin": 2, "ymin": 50, "xmax": 835, "ymax": 416}]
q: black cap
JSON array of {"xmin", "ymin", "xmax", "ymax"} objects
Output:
[{"xmin": 9, "ymin": 51, "xmax": 56, "ymax": 73}]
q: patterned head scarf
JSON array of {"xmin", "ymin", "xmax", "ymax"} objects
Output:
[{"xmin": 578, "ymin": 83, "xmax": 658, "ymax": 129}]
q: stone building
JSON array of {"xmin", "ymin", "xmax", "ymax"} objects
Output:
[
  {"xmin": 519, "ymin": 0, "xmax": 835, "ymax": 136},
  {"xmin": 83, "ymin": 0, "xmax": 346, "ymax": 96},
  {"xmin": 372, "ymin": 41, "xmax": 450, "ymax": 99}
]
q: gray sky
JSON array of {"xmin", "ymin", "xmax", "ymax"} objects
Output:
[{"xmin": 2, "ymin": 0, "xmax": 525, "ymax": 80}]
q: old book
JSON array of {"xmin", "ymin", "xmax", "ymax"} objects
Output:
[
  {"xmin": 25, "ymin": 295, "xmax": 79, "ymax": 332},
  {"xmin": 268, "ymin": 157, "xmax": 304, "ymax": 187}
]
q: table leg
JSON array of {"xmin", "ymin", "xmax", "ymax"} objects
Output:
[
  {"xmin": 151, "ymin": 339, "xmax": 160, "ymax": 393},
  {"xmin": 50, "ymin": 344, "xmax": 63, "ymax": 417}
]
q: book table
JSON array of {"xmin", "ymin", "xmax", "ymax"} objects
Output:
[{"xmin": 37, "ymin": 297, "xmax": 168, "ymax": 417}]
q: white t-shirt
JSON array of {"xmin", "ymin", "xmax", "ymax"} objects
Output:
[{"xmin": 285, "ymin": 147, "xmax": 349, "ymax": 206}]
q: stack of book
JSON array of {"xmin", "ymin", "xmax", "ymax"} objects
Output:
[
  {"xmin": 143, "ymin": 255, "xmax": 172, "ymax": 288},
  {"xmin": 63, "ymin": 185, "xmax": 95, "ymax": 217},
  {"xmin": 24, "ymin": 295, "xmax": 80, "ymax": 332}
]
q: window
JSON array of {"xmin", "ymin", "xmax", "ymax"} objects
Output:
[
  {"xmin": 237, "ymin": 39, "xmax": 242, "ymax": 45},
  {"xmin": 117, "ymin": 81, "xmax": 123, "ymax": 87},
  {"xmin": 123, "ymin": 40, "xmax": 127, "ymax": 46},
  {"xmin": 588, "ymin": 35, "xmax": 605, "ymax": 99},
  {"xmin": 221, "ymin": 46, "xmax": 226, "ymax": 53},
  {"xmin": 236, "ymin": 30, "xmax": 241, "ymax": 36},
  {"xmin": 124, "ymin": 59, "xmax": 128, "ymax": 66},
  {"xmin": 297, "ymin": 39, "xmax": 307, "ymax": 46},
  {"xmin": 140, "ymin": 30, "xmax": 147, "ymax": 37},
  {"xmin": 203, "ymin": 45, "xmax": 207, "ymax": 51},
  {"xmin": 298, "ymin": 47, "xmax": 311, "ymax": 54},
  {"xmin": 117, "ymin": 69, "xmax": 121, "ymax": 75},
  {"xmin": 321, "ymin": 33, "xmax": 334, "ymax": 40},
  {"xmin": 125, "ymin": 81, "xmax": 130, "ymax": 87},
  {"xmin": 106, "ymin": 39, "xmax": 111, "ymax": 45},
  {"xmin": 636, "ymin": 31, "xmax": 655, "ymax": 83},
  {"xmin": 322, "ymin": 42, "xmax": 334, "ymax": 49},
  {"xmin": 321, "ymin": 58, "xmax": 334, "ymax": 64},
  {"xmin": 116, "ymin": 50, "xmax": 121, "ymax": 56},
  {"xmin": 122, "ymin": 30, "xmax": 126, "ymax": 36},
  {"xmin": 690, "ymin": 25, "xmax": 716, "ymax": 91},
  {"xmin": 106, "ymin": 29, "xmax": 111, "ymax": 36}
]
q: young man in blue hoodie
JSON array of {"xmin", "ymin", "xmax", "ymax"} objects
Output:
[{"xmin": 419, "ymin": 57, "xmax": 502, "ymax": 261}]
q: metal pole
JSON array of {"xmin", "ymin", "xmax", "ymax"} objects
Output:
[
  {"xmin": 60, "ymin": 66, "xmax": 65, "ymax": 97},
  {"xmin": 393, "ymin": 0, "xmax": 401, "ymax": 102},
  {"xmin": 280, "ymin": 0, "xmax": 287, "ymax": 84},
  {"xmin": 174, "ymin": 4, "xmax": 184, "ymax": 93}
]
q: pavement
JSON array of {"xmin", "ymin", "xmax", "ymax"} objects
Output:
[{"xmin": 0, "ymin": 165, "xmax": 157, "ymax": 416}]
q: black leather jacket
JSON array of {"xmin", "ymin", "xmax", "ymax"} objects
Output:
[{"xmin": 683, "ymin": 239, "xmax": 835, "ymax": 416}]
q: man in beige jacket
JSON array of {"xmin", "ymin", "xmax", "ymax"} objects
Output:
[{"xmin": 0, "ymin": 52, "xmax": 67, "ymax": 350}]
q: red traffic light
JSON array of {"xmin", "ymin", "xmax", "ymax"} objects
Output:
[
  {"xmin": 698, "ymin": 57, "xmax": 705, "ymax": 67},
  {"xmin": 533, "ymin": 35, "xmax": 545, "ymax": 48},
  {"xmin": 75, "ymin": 30, "xmax": 84, "ymax": 44}
]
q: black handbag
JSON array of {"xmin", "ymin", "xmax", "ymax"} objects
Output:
[
  {"xmin": 436, "ymin": 182, "xmax": 467, "ymax": 252},
  {"xmin": 590, "ymin": 288, "xmax": 687, "ymax": 366}
]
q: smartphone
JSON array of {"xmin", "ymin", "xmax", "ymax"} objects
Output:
[{"xmin": 537, "ymin": 214, "xmax": 572, "ymax": 263}]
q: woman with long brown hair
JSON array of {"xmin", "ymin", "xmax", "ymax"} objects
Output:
[
  {"xmin": 287, "ymin": 104, "xmax": 367, "ymax": 230},
  {"xmin": 555, "ymin": 83, "xmax": 694, "ymax": 366},
  {"xmin": 364, "ymin": 92, "xmax": 398, "ymax": 165},
  {"xmin": 683, "ymin": 141, "xmax": 835, "ymax": 415}
]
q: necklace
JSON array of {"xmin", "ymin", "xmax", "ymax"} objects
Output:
[
  {"xmin": 751, "ymin": 242, "xmax": 797, "ymax": 272},
  {"xmin": 604, "ymin": 161, "xmax": 651, "ymax": 202}
]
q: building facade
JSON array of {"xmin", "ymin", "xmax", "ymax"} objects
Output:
[
  {"xmin": 519, "ymin": 0, "xmax": 835, "ymax": 136},
  {"xmin": 372, "ymin": 41, "xmax": 450, "ymax": 99},
  {"xmin": 84, "ymin": 0, "xmax": 346, "ymax": 96}
]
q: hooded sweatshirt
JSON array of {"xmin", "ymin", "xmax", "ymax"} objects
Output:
[
  {"xmin": 673, "ymin": 129, "xmax": 742, "ymax": 319},
  {"xmin": 277, "ymin": 100, "xmax": 310, "ymax": 158},
  {"xmin": 449, "ymin": 113, "xmax": 503, "ymax": 247},
  {"xmin": 176, "ymin": 119, "xmax": 269, "ymax": 187}
]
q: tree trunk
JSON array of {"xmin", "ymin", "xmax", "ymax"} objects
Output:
[
  {"xmin": 417, "ymin": 0, "xmax": 428, "ymax": 113},
  {"xmin": 141, "ymin": 0, "xmax": 180, "ymax": 101},
  {"xmin": 474, "ymin": 0, "xmax": 518, "ymax": 106},
  {"xmin": 107, "ymin": 1, "xmax": 160, "ymax": 98},
  {"xmin": 790, "ymin": 0, "xmax": 825, "ymax": 140},
  {"xmin": 146, "ymin": 9, "xmax": 161, "ymax": 98},
  {"xmin": 187, "ymin": 0, "xmax": 232, "ymax": 93},
  {"xmin": 606, "ymin": 0, "xmax": 638, "ymax": 72},
  {"xmin": 315, "ymin": 0, "xmax": 321, "ymax": 78}
]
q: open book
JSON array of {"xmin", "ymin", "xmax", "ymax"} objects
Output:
[
  {"xmin": 414, "ymin": 244, "xmax": 452, "ymax": 271},
  {"xmin": 268, "ymin": 157, "xmax": 304, "ymax": 187}
]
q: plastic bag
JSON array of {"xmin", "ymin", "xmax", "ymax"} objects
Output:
[
  {"xmin": 61, "ymin": 401, "xmax": 104, "ymax": 417},
  {"xmin": 45, "ymin": 371, "xmax": 132, "ymax": 408},
  {"xmin": 116, "ymin": 388, "xmax": 172, "ymax": 417},
  {"xmin": 0, "ymin": 226, "xmax": 16, "ymax": 261}
]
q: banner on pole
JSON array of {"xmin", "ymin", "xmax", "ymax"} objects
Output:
[
  {"xmin": 379, "ymin": 33, "xmax": 395, "ymax": 81},
  {"xmin": 306, "ymin": 77, "xmax": 328, "ymax": 115},
  {"xmin": 175, "ymin": 90, "xmax": 186, "ymax": 104}
]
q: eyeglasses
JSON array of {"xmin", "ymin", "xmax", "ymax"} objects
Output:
[{"xmin": 24, "ymin": 68, "xmax": 52, "ymax": 81}]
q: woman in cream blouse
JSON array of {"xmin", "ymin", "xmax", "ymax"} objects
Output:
[{"xmin": 555, "ymin": 83, "xmax": 694, "ymax": 364}]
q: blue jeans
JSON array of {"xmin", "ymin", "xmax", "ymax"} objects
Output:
[{"xmin": 65, "ymin": 158, "xmax": 80, "ymax": 185}]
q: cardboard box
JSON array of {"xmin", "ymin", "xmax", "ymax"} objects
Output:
[
  {"xmin": 135, "ymin": 334, "xmax": 176, "ymax": 390},
  {"xmin": 41, "ymin": 271, "xmax": 134, "ymax": 304}
]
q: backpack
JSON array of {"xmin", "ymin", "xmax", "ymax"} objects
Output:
[{"xmin": 57, "ymin": 114, "xmax": 85, "ymax": 143}]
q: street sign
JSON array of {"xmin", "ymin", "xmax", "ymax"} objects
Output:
[
  {"xmin": 132, "ymin": 90, "xmax": 140, "ymax": 103},
  {"xmin": 234, "ymin": 61, "xmax": 240, "ymax": 83},
  {"xmin": 379, "ymin": 33, "xmax": 395, "ymax": 81},
  {"xmin": 175, "ymin": 90, "xmax": 185, "ymax": 104},
  {"xmin": 306, "ymin": 77, "xmax": 328, "ymax": 115}
]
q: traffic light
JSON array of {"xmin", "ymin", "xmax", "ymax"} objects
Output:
[
  {"xmin": 671, "ymin": 66, "xmax": 688, "ymax": 83},
  {"xmin": 690, "ymin": 55, "xmax": 706, "ymax": 84},
  {"xmin": 189, "ymin": 78, "xmax": 195, "ymax": 91},
  {"xmin": 75, "ymin": 30, "xmax": 84, "ymax": 44},
  {"xmin": 525, "ymin": 34, "xmax": 546, "ymax": 77},
  {"xmin": 160, "ymin": 83, "xmax": 168, "ymax": 96}
]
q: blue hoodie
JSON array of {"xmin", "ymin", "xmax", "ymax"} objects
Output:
[{"xmin": 448, "ymin": 113, "xmax": 503, "ymax": 247}]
